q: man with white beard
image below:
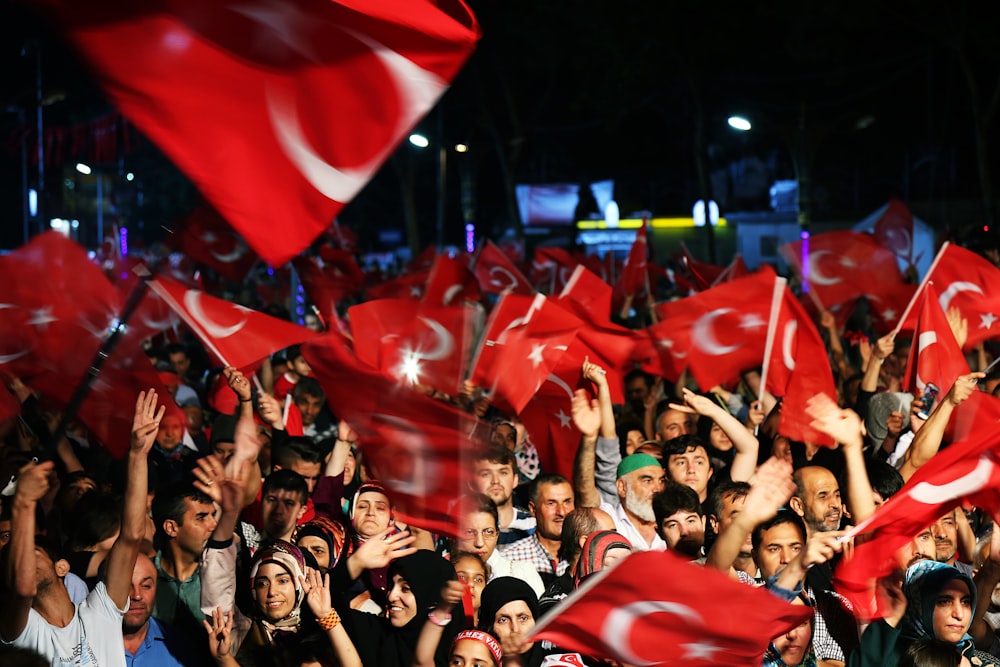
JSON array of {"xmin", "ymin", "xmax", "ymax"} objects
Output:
[{"xmin": 599, "ymin": 453, "xmax": 667, "ymax": 551}]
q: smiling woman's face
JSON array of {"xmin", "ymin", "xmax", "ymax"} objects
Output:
[{"xmin": 253, "ymin": 563, "xmax": 297, "ymax": 621}]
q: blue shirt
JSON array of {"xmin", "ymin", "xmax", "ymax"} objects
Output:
[{"xmin": 124, "ymin": 618, "xmax": 188, "ymax": 667}]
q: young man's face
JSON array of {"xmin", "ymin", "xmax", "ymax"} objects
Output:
[
  {"xmin": 666, "ymin": 446, "xmax": 712, "ymax": 501},
  {"xmin": 472, "ymin": 460, "xmax": 517, "ymax": 508},
  {"xmin": 294, "ymin": 393, "xmax": 323, "ymax": 427}
]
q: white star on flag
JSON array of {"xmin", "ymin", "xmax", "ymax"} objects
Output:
[
  {"xmin": 739, "ymin": 313, "xmax": 766, "ymax": 329},
  {"xmin": 28, "ymin": 306, "xmax": 58, "ymax": 330},
  {"xmin": 527, "ymin": 343, "xmax": 546, "ymax": 368},
  {"xmin": 555, "ymin": 409, "xmax": 572, "ymax": 428},
  {"xmin": 980, "ymin": 312, "xmax": 999, "ymax": 330},
  {"xmin": 681, "ymin": 642, "xmax": 723, "ymax": 661}
]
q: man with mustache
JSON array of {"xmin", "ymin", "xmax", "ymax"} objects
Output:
[
  {"xmin": 122, "ymin": 554, "xmax": 203, "ymax": 666},
  {"xmin": 790, "ymin": 466, "xmax": 843, "ymax": 537},
  {"xmin": 499, "ymin": 474, "xmax": 574, "ymax": 588}
]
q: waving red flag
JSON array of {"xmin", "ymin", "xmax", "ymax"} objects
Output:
[
  {"xmin": 422, "ymin": 254, "xmax": 481, "ymax": 307},
  {"xmin": 679, "ymin": 243, "xmax": 725, "ymax": 291},
  {"xmin": 530, "ymin": 550, "xmax": 813, "ymax": 666},
  {"xmin": 303, "ymin": 331, "xmax": 485, "ymax": 536},
  {"xmin": 616, "ymin": 216, "xmax": 648, "ymax": 296},
  {"xmin": 653, "ymin": 267, "xmax": 777, "ymax": 390},
  {"xmin": 348, "ymin": 299, "xmax": 475, "ymax": 394},
  {"xmin": 149, "ymin": 275, "xmax": 319, "ymax": 369},
  {"xmin": 520, "ymin": 377, "xmax": 583, "ymax": 480},
  {"xmin": 902, "ymin": 282, "xmax": 970, "ymax": 395},
  {"xmin": 43, "ymin": 0, "xmax": 480, "ymax": 267},
  {"xmin": 898, "ymin": 243, "xmax": 1000, "ymax": 349},
  {"xmin": 468, "ymin": 293, "xmax": 581, "ymax": 415},
  {"xmin": 781, "ymin": 230, "xmax": 906, "ymax": 309},
  {"xmin": 292, "ymin": 253, "xmax": 364, "ymax": 324},
  {"xmin": 175, "ymin": 206, "xmax": 258, "ymax": 281},
  {"xmin": 531, "ymin": 247, "xmax": 579, "ymax": 293},
  {"xmin": 765, "ymin": 289, "xmax": 838, "ymax": 446},
  {"xmin": 835, "ymin": 393, "xmax": 1000, "ymax": 620},
  {"xmin": 873, "ymin": 197, "xmax": 916, "ymax": 265},
  {"xmin": 474, "ymin": 241, "xmax": 534, "ymax": 296}
]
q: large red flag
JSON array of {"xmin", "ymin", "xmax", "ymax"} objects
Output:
[
  {"xmin": 679, "ymin": 243, "xmax": 725, "ymax": 291},
  {"xmin": 474, "ymin": 241, "xmax": 534, "ymax": 296},
  {"xmin": 781, "ymin": 230, "xmax": 906, "ymax": 309},
  {"xmin": 42, "ymin": 0, "xmax": 480, "ymax": 267},
  {"xmin": 302, "ymin": 332, "xmax": 485, "ymax": 536},
  {"xmin": 616, "ymin": 216, "xmax": 648, "ymax": 296},
  {"xmin": 292, "ymin": 253, "xmax": 364, "ymax": 324},
  {"xmin": 765, "ymin": 289, "xmax": 838, "ymax": 446},
  {"xmin": 531, "ymin": 247, "xmax": 579, "ymax": 294},
  {"xmin": 175, "ymin": 206, "xmax": 258, "ymax": 281},
  {"xmin": 652, "ymin": 267, "xmax": 777, "ymax": 390},
  {"xmin": 901, "ymin": 282, "xmax": 970, "ymax": 395},
  {"xmin": 468, "ymin": 293, "xmax": 581, "ymax": 415},
  {"xmin": 898, "ymin": 243, "xmax": 1000, "ymax": 349},
  {"xmin": 835, "ymin": 393, "xmax": 1000, "ymax": 620},
  {"xmin": 530, "ymin": 549, "xmax": 813, "ymax": 666},
  {"xmin": 148, "ymin": 275, "xmax": 319, "ymax": 369},
  {"xmin": 0, "ymin": 232, "xmax": 181, "ymax": 456},
  {"xmin": 520, "ymin": 377, "xmax": 583, "ymax": 480}
]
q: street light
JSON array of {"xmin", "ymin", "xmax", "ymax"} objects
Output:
[
  {"xmin": 408, "ymin": 133, "xmax": 430, "ymax": 148},
  {"xmin": 75, "ymin": 162, "xmax": 92, "ymax": 175},
  {"xmin": 727, "ymin": 115, "xmax": 752, "ymax": 131}
]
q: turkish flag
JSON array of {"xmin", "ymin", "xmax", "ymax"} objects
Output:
[
  {"xmin": 765, "ymin": 289, "xmax": 838, "ymax": 447},
  {"xmin": 652, "ymin": 267, "xmax": 778, "ymax": 390},
  {"xmin": 617, "ymin": 216, "xmax": 648, "ymax": 297},
  {"xmin": 835, "ymin": 393, "xmax": 1000, "ymax": 620},
  {"xmin": 365, "ymin": 268, "xmax": 431, "ymax": 301},
  {"xmin": 897, "ymin": 243, "xmax": 1000, "ymax": 349},
  {"xmin": 530, "ymin": 549, "xmax": 813, "ymax": 666},
  {"xmin": 474, "ymin": 241, "xmax": 534, "ymax": 296},
  {"xmin": 302, "ymin": 331, "xmax": 485, "ymax": 536},
  {"xmin": 468, "ymin": 293, "xmax": 581, "ymax": 415},
  {"xmin": 867, "ymin": 281, "xmax": 918, "ymax": 335},
  {"xmin": 713, "ymin": 254, "xmax": 751, "ymax": 286},
  {"xmin": 531, "ymin": 247, "xmax": 579, "ymax": 294},
  {"xmin": 902, "ymin": 282, "xmax": 970, "ymax": 395},
  {"xmin": 679, "ymin": 243, "xmax": 725, "ymax": 291},
  {"xmin": 292, "ymin": 253, "xmax": 364, "ymax": 324},
  {"xmin": 175, "ymin": 206, "xmax": 258, "ymax": 281},
  {"xmin": 520, "ymin": 381, "xmax": 581, "ymax": 480},
  {"xmin": 148, "ymin": 275, "xmax": 319, "ymax": 369},
  {"xmin": 554, "ymin": 266, "xmax": 634, "ymax": 404},
  {"xmin": 348, "ymin": 299, "xmax": 476, "ymax": 395},
  {"xmin": 873, "ymin": 197, "xmax": 916, "ymax": 265},
  {"xmin": 780, "ymin": 230, "xmax": 906, "ymax": 309},
  {"xmin": 422, "ymin": 254, "xmax": 481, "ymax": 307},
  {"xmin": 43, "ymin": 0, "xmax": 480, "ymax": 267},
  {"xmin": 0, "ymin": 232, "xmax": 182, "ymax": 457}
]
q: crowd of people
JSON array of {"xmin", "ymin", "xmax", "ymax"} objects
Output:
[{"xmin": 1, "ymin": 239, "xmax": 1000, "ymax": 667}]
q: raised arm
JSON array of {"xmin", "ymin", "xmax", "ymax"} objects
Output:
[
  {"xmin": 106, "ymin": 390, "xmax": 164, "ymax": 609},
  {"xmin": 223, "ymin": 367, "xmax": 264, "ymax": 504},
  {"xmin": 304, "ymin": 569, "xmax": 362, "ymax": 667},
  {"xmin": 806, "ymin": 395, "xmax": 875, "ymax": 524},
  {"xmin": 582, "ymin": 357, "xmax": 616, "ymax": 439},
  {"xmin": 412, "ymin": 580, "xmax": 464, "ymax": 667},
  {"xmin": 676, "ymin": 388, "xmax": 758, "ymax": 481},
  {"xmin": 899, "ymin": 372, "xmax": 984, "ymax": 481},
  {"xmin": 0, "ymin": 460, "xmax": 54, "ymax": 641},
  {"xmin": 571, "ymin": 388, "xmax": 603, "ymax": 508}
]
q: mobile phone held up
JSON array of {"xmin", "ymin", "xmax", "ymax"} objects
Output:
[{"xmin": 916, "ymin": 383, "xmax": 939, "ymax": 420}]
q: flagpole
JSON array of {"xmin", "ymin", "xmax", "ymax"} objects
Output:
[
  {"xmin": 43, "ymin": 262, "xmax": 156, "ymax": 459},
  {"xmin": 758, "ymin": 276, "xmax": 788, "ymax": 406},
  {"xmin": 891, "ymin": 241, "xmax": 949, "ymax": 337}
]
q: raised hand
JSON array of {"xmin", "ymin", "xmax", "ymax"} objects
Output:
[
  {"xmin": 742, "ymin": 457, "xmax": 796, "ymax": 525},
  {"xmin": 945, "ymin": 372, "xmax": 986, "ymax": 408},
  {"xmin": 130, "ymin": 389, "xmax": 165, "ymax": 455},
  {"xmin": 223, "ymin": 366, "xmax": 252, "ymax": 403},
  {"xmin": 203, "ymin": 607, "xmax": 234, "ymax": 660},
  {"xmin": 14, "ymin": 460, "xmax": 55, "ymax": 504},
  {"xmin": 302, "ymin": 568, "xmax": 333, "ymax": 619},
  {"xmin": 337, "ymin": 419, "xmax": 359, "ymax": 445},
  {"xmin": 349, "ymin": 529, "xmax": 417, "ymax": 573},
  {"xmin": 674, "ymin": 387, "xmax": 717, "ymax": 417},
  {"xmin": 570, "ymin": 389, "xmax": 601, "ymax": 439},
  {"xmin": 806, "ymin": 394, "xmax": 863, "ymax": 450},
  {"xmin": 581, "ymin": 356, "xmax": 608, "ymax": 389},
  {"xmin": 193, "ymin": 454, "xmax": 224, "ymax": 504},
  {"xmin": 255, "ymin": 391, "xmax": 284, "ymax": 430}
]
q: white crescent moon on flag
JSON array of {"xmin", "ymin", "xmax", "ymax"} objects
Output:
[
  {"xmin": 488, "ymin": 266, "xmax": 518, "ymax": 290},
  {"xmin": 807, "ymin": 250, "xmax": 842, "ymax": 286},
  {"xmin": 0, "ymin": 350, "xmax": 29, "ymax": 364},
  {"xmin": 938, "ymin": 281, "xmax": 984, "ymax": 313},
  {"xmin": 602, "ymin": 600, "xmax": 703, "ymax": 666},
  {"xmin": 416, "ymin": 317, "xmax": 454, "ymax": 361},
  {"xmin": 442, "ymin": 285, "xmax": 463, "ymax": 306},
  {"xmin": 183, "ymin": 291, "xmax": 249, "ymax": 339},
  {"xmin": 782, "ymin": 320, "xmax": 798, "ymax": 370},
  {"xmin": 544, "ymin": 373, "xmax": 575, "ymax": 400},
  {"xmin": 267, "ymin": 31, "xmax": 446, "ymax": 204},
  {"xmin": 692, "ymin": 309, "xmax": 740, "ymax": 356},
  {"xmin": 909, "ymin": 454, "xmax": 996, "ymax": 504},
  {"xmin": 210, "ymin": 245, "xmax": 247, "ymax": 264}
]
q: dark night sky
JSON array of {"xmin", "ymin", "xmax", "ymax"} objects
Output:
[{"xmin": 1, "ymin": 0, "xmax": 997, "ymax": 252}]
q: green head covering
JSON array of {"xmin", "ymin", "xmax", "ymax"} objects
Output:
[{"xmin": 616, "ymin": 453, "xmax": 661, "ymax": 480}]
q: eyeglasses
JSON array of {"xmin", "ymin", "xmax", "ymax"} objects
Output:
[{"xmin": 462, "ymin": 528, "xmax": 497, "ymax": 539}]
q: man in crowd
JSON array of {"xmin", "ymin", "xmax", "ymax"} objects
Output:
[
  {"xmin": 653, "ymin": 481, "xmax": 706, "ymax": 560},
  {"xmin": 456, "ymin": 494, "xmax": 544, "ymax": 597},
  {"xmin": 500, "ymin": 474, "xmax": 575, "ymax": 587},
  {"xmin": 470, "ymin": 446, "xmax": 535, "ymax": 546}
]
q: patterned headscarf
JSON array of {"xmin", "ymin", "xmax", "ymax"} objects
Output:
[
  {"xmin": 249, "ymin": 540, "xmax": 307, "ymax": 632},
  {"xmin": 296, "ymin": 515, "xmax": 351, "ymax": 571},
  {"xmin": 573, "ymin": 530, "xmax": 632, "ymax": 589}
]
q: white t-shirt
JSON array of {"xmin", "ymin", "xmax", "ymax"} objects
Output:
[{"xmin": 5, "ymin": 581, "xmax": 128, "ymax": 667}]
